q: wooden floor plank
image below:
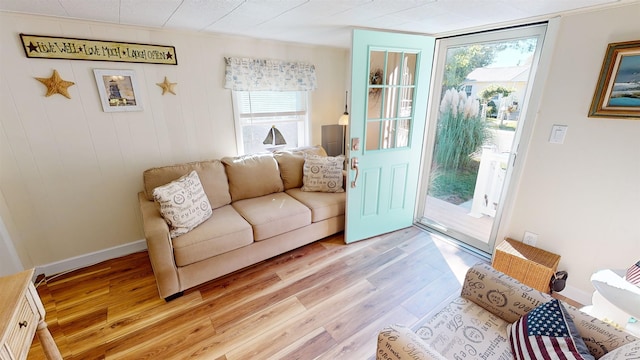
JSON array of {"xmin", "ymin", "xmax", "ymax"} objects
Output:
[
  {"xmin": 296, "ymin": 246, "xmax": 403, "ymax": 309},
  {"xmin": 178, "ymin": 296, "xmax": 308, "ymax": 359},
  {"xmin": 28, "ymin": 227, "xmax": 487, "ymax": 359},
  {"xmin": 317, "ymin": 304, "xmax": 418, "ymax": 360},
  {"xmin": 401, "ymin": 271, "xmax": 461, "ymax": 319},
  {"xmin": 270, "ymin": 328, "xmax": 336, "ymax": 360},
  {"xmin": 105, "ymin": 317, "xmax": 215, "ymax": 360}
]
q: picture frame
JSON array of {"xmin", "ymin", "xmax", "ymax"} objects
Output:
[
  {"xmin": 588, "ymin": 40, "xmax": 640, "ymax": 119},
  {"xmin": 93, "ymin": 69, "xmax": 143, "ymax": 112}
]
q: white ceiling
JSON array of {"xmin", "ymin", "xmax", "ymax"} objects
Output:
[{"xmin": 0, "ymin": 0, "xmax": 632, "ymax": 48}]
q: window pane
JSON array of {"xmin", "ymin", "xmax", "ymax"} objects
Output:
[
  {"xmin": 420, "ymin": 25, "xmax": 545, "ymax": 252},
  {"xmin": 386, "ymin": 52, "xmax": 402, "ymax": 86},
  {"xmin": 403, "ymin": 53, "xmax": 417, "ymax": 86},
  {"xmin": 366, "ymin": 121, "xmax": 381, "ymax": 150},
  {"xmin": 233, "ymin": 90, "xmax": 308, "ymax": 155},
  {"xmin": 242, "ymin": 122, "xmax": 300, "ymax": 154},
  {"xmin": 237, "ymin": 91, "xmax": 306, "ymax": 114},
  {"xmin": 366, "ymin": 51, "xmax": 416, "ymax": 152},
  {"xmin": 384, "ymin": 87, "xmax": 398, "ymax": 119},
  {"xmin": 399, "ymin": 87, "xmax": 414, "ymax": 117},
  {"xmin": 368, "ymin": 88, "xmax": 384, "ymax": 120},
  {"xmin": 396, "ymin": 119, "xmax": 410, "ymax": 147},
  {"xmin": 370, "ymin": 51, "xmax": 385, "ymax": 86},
  {"xmin": 366, "ymin": 119, "xmax": 411, "ymax": 150}
]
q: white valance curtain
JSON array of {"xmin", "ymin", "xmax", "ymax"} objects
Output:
[{"xmin": 224, "ymin": 57, "xmax": 317, "ymax": 91}]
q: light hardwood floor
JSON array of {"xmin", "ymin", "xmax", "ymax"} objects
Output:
[{"xmin": 28, "ymin": 227, "xmax": 487, "ymax": 360}]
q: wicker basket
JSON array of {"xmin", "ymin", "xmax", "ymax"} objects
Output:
[{"xmin": 492, "ymin": 238, "xmax": 561, "ymax": 293}]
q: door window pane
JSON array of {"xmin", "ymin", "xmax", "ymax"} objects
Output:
[
  {"xmin": 400, "ymin": 86, "xmax": 414, "ymax": 117},
  {"xmin": 366, "ymin": 121, "xmax": 381, "ymax": 150},
  {"xmin": 404, "ymin": 53, "xmax": 417, "ymax": 85},
  {"xmin": 396, "ymin": 119, "xmax": 410, "ymax": 147},
  {"xmin": 366, "ymin": 50, "xmax": 417, "ymax": 151},
  {"xmin": 386, "ymin": 52, "xmax": 402, "ymax": 86},
  {"xmin": 367, "ymin": 88, "xmax": 384, "ymax": 120}
]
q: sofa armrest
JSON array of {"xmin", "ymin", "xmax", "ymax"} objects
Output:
[
  {"xmin": 138, "ymin": 192, "xmax": 180, "ymax": 299},
  {"xmin": 377, "ymin": 325, "xmax": 447, "ymax": 360},
  {"xmin": 599, "ymin": 340, "xmax": 640, "ymax": 360},
  {"xmin": 565, "ymin": 304, "xmax": 638, "ymax": 358},
  {"xmin": 461, "ymin": 263, "xmax": 552, "ymax": 323}
]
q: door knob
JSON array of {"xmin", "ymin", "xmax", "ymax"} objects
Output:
[{"xmin": 351, "ymin": 157, "xmax": 359, "ymax": 188}]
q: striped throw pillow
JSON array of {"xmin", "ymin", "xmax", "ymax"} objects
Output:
[
  {"xmin": 626, "ymin": 260, "xmax": 640, "ymax": 286},
  {"xmin": 509, "ymin": 299, "xmax": 594, "ymax": 360}
]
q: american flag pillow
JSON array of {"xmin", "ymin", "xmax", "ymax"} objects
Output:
[
  {"xmin": 509, "ymin": 299, "xmax": 595, "ymax": 360},
  {"xmin": 626, "ymin": 260, "xmax": 640, "ymax": 286}
]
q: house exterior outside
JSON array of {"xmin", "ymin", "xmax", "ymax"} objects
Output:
[{"xmin": 462, "ymin": 64, "xmax": 530, "ymax": 121}]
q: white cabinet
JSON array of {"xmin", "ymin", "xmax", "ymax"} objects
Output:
[{"xmin": 0, "ymin": 269, "xmax": 62, "ymax": 360}]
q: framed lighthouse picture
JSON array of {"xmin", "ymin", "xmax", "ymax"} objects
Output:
[{"xmin": 93, "ymin": 69, "xmax": 143, "ymax": 112}]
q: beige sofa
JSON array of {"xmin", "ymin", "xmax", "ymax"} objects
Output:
[
  {"xmin": 377, "ymin": 263, "xmax": 639, "ymax": 360},
  {"xmin": 138, "ymin": 146, "xmax": 345, "ymax": 300}
]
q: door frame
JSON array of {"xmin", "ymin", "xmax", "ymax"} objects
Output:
[{"xmin": 414, "ymin": 19, "xmax": 561, "ymax": 253}]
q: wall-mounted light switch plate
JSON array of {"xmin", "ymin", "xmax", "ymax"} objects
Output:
[{"xmin": 549, "ymin": 125, "xmax": 568, "ymax": 144}]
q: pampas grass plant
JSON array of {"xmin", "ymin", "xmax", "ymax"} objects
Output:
[{"xmin": 434, "ymin": 88, "xmax": 490, "ymax": 171}]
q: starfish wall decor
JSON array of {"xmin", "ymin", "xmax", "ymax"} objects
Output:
[
  {"xmin": 156, "ymin": 76, "xmax": 177, "ymax": 95},
  {"xmin": 35, "ymin": 69, "xmax": 75, "ymax": 99}
]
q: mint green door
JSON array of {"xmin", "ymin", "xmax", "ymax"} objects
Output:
[{"xmin": 345, "ymin": 30, "xmax": 435, "ymax": 243}]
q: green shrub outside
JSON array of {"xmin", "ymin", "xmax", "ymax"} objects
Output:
[
  {"xmin": 429, "ymin": 162, "xmax": 480, "ymax": 204},
  {"xmin": 428, "ymin": 88, "xmax": 490, "ymax": 204}
]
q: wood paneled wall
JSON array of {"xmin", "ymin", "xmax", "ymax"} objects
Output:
[{"xmin": 0, "ymin": 12, "xmax": 349, "ymax": 269}]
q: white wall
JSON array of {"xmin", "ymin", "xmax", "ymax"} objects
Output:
[
  {"xmin": 505, "ymin": 3, "xmax": 640, "ymax": 301},
  {"xmin": 0, "ymin": 12, "xmax": 348, "ymax": 270}
]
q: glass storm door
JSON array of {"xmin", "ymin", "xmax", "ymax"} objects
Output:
[
  {"xmin": 345, "ymin": 29, "xmax": 435, "ymax": 243},
  {"xmin": 418, "ymin": 24, "xmax": 547, "ymax": 253}
]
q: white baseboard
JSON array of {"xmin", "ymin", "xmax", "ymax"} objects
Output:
[
  {"xmin": 558, "ymin": 284, "xmax": 592, "ymax": 306},
  {"xmin": 34, "ymin": 239, "xmax": 148, "ymax": 280}
]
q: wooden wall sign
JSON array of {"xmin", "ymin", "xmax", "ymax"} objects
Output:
[{"xmin": 19, "ymin": 34, "xmax": 177, "ymax": 65}]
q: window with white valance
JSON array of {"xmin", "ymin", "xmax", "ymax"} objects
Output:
[{"xmin": 226, "ymin": 57, "xmax": 316, "ymax": 154}]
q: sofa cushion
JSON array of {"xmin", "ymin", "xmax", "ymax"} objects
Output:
[
  {"xmin": 301, "ymin": 154, "xmax": 345, "ymax": 193},
  {"xmin": 143, "ymin": 159, "xmax": 231, "ymax": 209},
  {"xmin": 152, "ymin": 171, "xmax": 213, "ymax": 239},
  {"xmin": 274, "ymin": 145, "xmax": 328, "ymax": 190},
  {"xmin": 285, "ymin": 188, "xmax": 345, "ymax": 222},
  {"xmin": 378, "ymin": 325, "xmax": 448, "ymax": 360},
  {"xmin": 172, "ymin": 205, "xmax": 253, "ymax": 267},
  {"xmin": 508, "ymin": 299, "xmax": 595, "ymax": 360},
  {"xmin": 232, "ymin": 192, "xmax": 311, "ymax": 241},
  {"xmin": 222, "ymin": 153, "xmax": 284, "ymax": 202},
  {"xmin": 415, "ymin": 297, "xmax": 513, "ymax": 359}
]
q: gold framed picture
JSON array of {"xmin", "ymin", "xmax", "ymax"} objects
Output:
[{"xmin": 589, "ymin": 40, "xmax": 640, "ymax": 119}]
